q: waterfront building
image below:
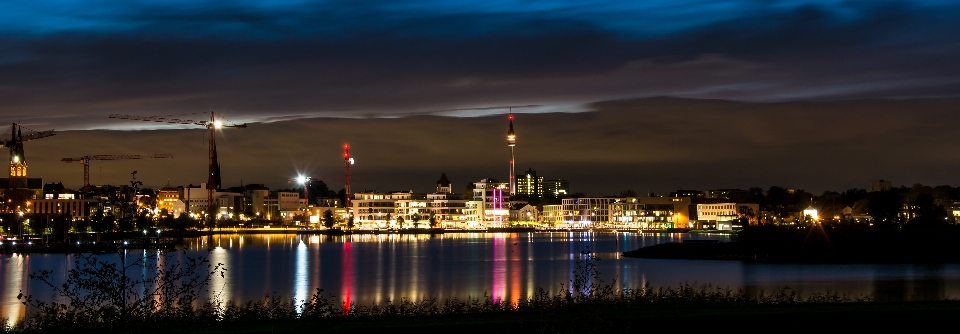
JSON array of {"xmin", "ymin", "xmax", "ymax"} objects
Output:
[
  {"xmin": 695, "ymin": 202, "xmax": 759, "ymax": 230},
  {"xmin": 214, "ymin": 191, "xmax": 245, "ymax": 220},
  {"xmin": 394, "ymin": 192, "xmax": 430, "ymax": 228},
  {"xmin": 352, "ymin": 191, "xmax": 407, "ymax": 229},
  {"xmin": 427, "ymin": 192, "xmax": 468, "ymax": 228},
  {"xmin": 610, "ymin": 196, "xmax": 692, "ymax": 229},
  {"xmin": 264, "ymin": 192, "xmax": 305, "ymax": 222},
  {"xmin": 472, "ymin": 178, "xmax": 510, "ymax": 227},
  {"xmin": 541, "ymin": 204, "xmax": 563, "ymax": 227},
  {"xmin": 560, "ymin": 197, "xmax": 620, "ymax": 228},
  {"xmin": 509, "ymin": 203, "xmax": 539, "ymax": 224}
]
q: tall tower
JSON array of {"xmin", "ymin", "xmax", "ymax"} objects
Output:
[
  {"xmin": 9, "ymin": 124, "xmax": 27, "ymax": 189},
  {"xmin": 507, "ymin": 110, "xmax": 516, "ymax": 197},
  {"xmin": 344, "ymin": 143, "xmax": 353, "ymax": 209}
]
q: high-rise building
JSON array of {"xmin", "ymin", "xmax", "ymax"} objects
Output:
[
  {"xmin": 544, "ymin": 179, "xmax": 569, "ymax": 198},
  {"xmin": 516, "ymin": 168, "xmax": 544, "ymax": 198}
]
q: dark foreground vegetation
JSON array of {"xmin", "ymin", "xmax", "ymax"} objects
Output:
[
  {"xmin": 6, "ymin": 248, "xmax": 958, "ymax": 333},
  {"xmin": 625, "ymin": 224, "xmax": 960, "ymax": 263}
]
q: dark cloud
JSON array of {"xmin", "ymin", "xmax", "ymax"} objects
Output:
[{"xmin": 2, "ymin": 1, "xmax": 959, "ymax": 130}]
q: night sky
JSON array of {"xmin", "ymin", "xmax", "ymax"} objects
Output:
[{"xmin": 2, "ymin": 1, "xmax": 960, "ymax": 195}]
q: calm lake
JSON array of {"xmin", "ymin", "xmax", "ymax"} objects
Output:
[{"xmin": 3, "ymin": 232, "xmax": 960, "ymax": 323}]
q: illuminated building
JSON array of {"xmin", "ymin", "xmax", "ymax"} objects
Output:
[
  {"xmin": 353, "ymin": 189, "xmax": 470, "ymax": 229},
  {"xmin": 515, "ymin": 168, "xmax": 543, "ymax": 198},
  {"xmin": 560, "ymin": 197, "xmax": 618, "ymax": 228},
  {"xmin": 352, "ymin": 191, "xmax": 407, "ymax": 229},
  {"xmin": 473, "ymin": 178, "xmax": 510, "ymax": 227},
  {"xmin": 695, "ymin": 202, "xmax": 759, "ymax": 230},
  {"xmin": 803, "ymin": 205, "xmax": 819, "ymax": 222},
  {"xmin": 1, "ymin": 123, "xmax": 51, "ymax": 208},
  {"xmin": 31, "ymin": 198, "xmax": 98, "ymax": 220},
  {"xmin": 508, "ymin": 203, "xmax": 539, "ymax": 223},
  {"xmin": 242, "ymin": 184, "xmax": 271, "ymax": 218},
  {"xmin": 156, "ymin": 181, "xmax": 179, "ymax": 214},
  {"xmin": 543, "ymin": 179, "xmax": 569, "ymax": 199},
  {"xmin": 176, "ymin": 183, "xmax": 211, "ymax": 215},
  {"xmin": 541, "ymin": 205, "xmax": 563, "ymax": 225},
  {"xmin": 705, "ymin": 189, "xmax": 749, "ymax": 199},
  {"xmin": 670, "ymin": 189, "xmax": 703, "ymax": 198},
  {"xmin": 610, "ymin": 197, "xmax": 691, "ymax": 229},
  {"xmin": 426, "ymin": 192, "xmax": 468, "ymax": 228},
  {"xmin": 263, "ymin": 192, "xmax": 305, "ymax": 222}
]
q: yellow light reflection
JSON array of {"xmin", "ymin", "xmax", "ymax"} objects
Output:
[
  {"xmin": 209, "ymin": 247, "xmax": 230, "ymax": 314},
  {"xmin": 294, "ymin": 240, "xmax": 308, "ymax": 315},
  {"xmin": 3, "ymin": 254, "xmax": 25, "ymax": 327}
]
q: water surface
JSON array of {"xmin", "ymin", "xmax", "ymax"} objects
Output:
[{"xmin": 3, "ymin": 232, "xmax": 959, "ymax": 322}]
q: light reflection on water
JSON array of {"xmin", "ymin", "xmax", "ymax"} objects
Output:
[
  {"xmin": 3, "ymin": 255, "xmax": 24, "ymax": 327},
  {"xmin": 4, "ymin": 232, "xmax": 960, "ymax": 322}
]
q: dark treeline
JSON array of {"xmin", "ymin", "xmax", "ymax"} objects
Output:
[
  {"xmin": 723, "ymin": 184, "xmax": 960, "ymax": 226},
  {"xmin": 626, "ymin": 223, "xmax": 960, "ymax": 263}
]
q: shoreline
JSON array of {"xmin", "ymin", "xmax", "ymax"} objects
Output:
[{"xmin": 0, "ymin": 228, "xmax": 724, "ymax": 254}]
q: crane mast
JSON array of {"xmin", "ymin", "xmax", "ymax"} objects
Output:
[{"xmin": 344, "ymin": 143, "xmax": 353, "ymax": 210}]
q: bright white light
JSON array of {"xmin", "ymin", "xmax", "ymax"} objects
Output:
[
  {"xmin": 12, "ymin": 155, "xmax": 19, "ymax": 163},
  {"xmin": 214, "ymin": 121, "xmax": 223, "ymax": 128},
  {"xmin": 296, "ymin": 176, "xmax": 307, "ymax": 184},
  {"xmin": 349, "ymin": 158, "xmax": 355, "ymax": 165}
]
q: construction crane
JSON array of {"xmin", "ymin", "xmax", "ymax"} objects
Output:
[
  {"xmin": 61, "ymin": 154, "xmax": 173, "ymax": 188},
  {"xmin": 1, "ymin": 123, "xmax": 55, "ymax": 189},
  {"xmin": 109, "ymin": 111, "xmax": 246, "ymax": 220}
]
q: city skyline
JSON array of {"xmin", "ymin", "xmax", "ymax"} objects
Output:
[{"xmin": 10, "ymin": 97, "xmax": 960, "ymax": 196}]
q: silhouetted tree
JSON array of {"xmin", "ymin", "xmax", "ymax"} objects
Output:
[
  {"xmin": 411, "ymin": 213, "xmax": 421, "ymax": 228},
  {"xmin": 165, "ymin": 212, "xmax": 193, "ymax": 237},
  {"xmin": 867, "ymin": 190, "xmax": 901, "ymax": 227},
  {"xmin": 323, "ymin": 210, "xmax": 335, "ymax": 229}
]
